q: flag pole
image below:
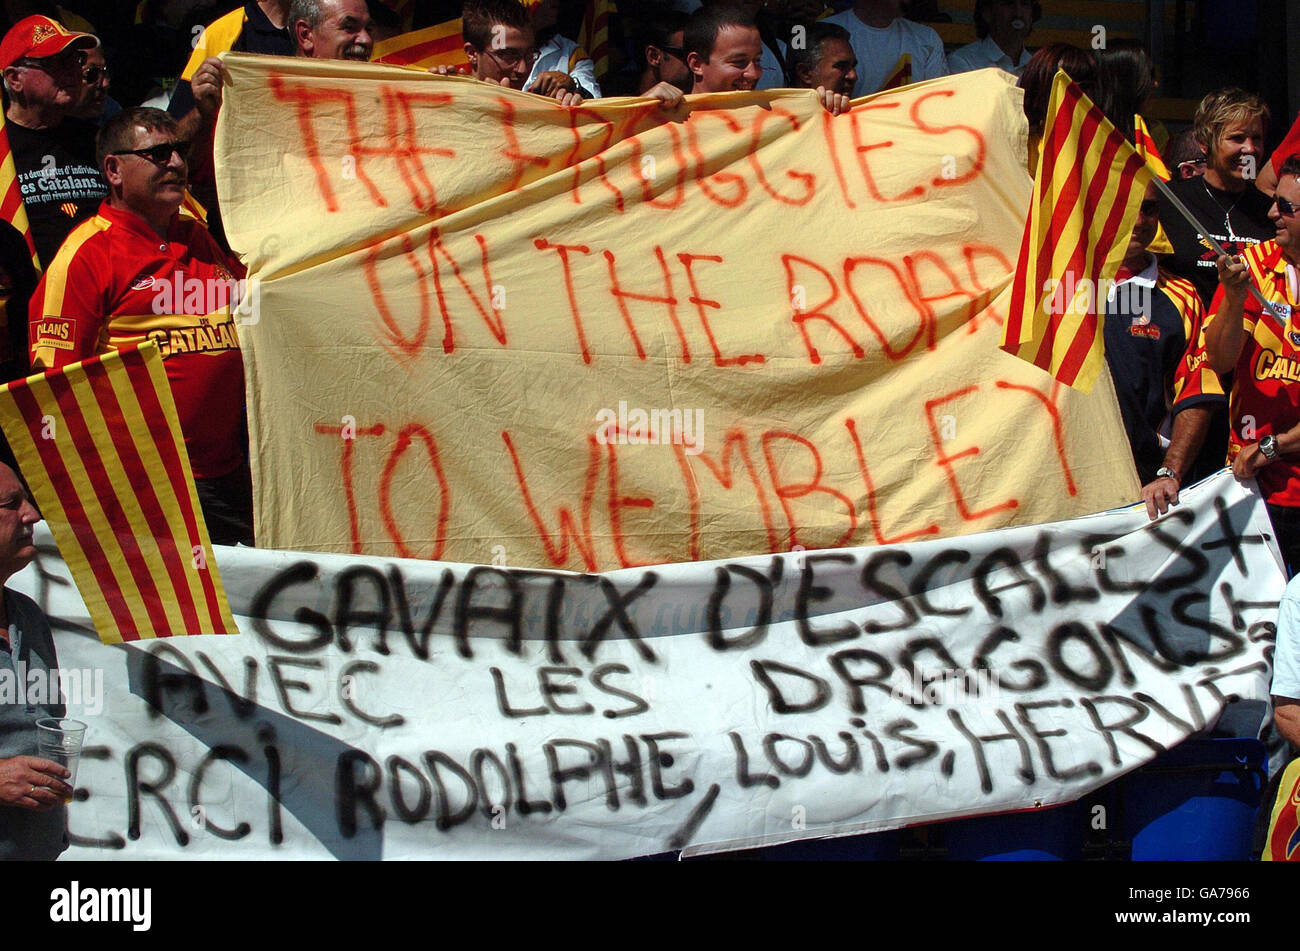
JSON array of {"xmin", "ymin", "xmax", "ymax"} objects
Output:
[{"xmin": 1148, "ymin": 174, "xmax": 1285, "ymax": 320}]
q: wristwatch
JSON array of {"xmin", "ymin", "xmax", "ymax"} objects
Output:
[
  {"xmin": 1260, "ymin": 435, "xmax": 1281, "ymax": 461},
  {"xmin": 1155, "ymin": 466, "xmax": 1180, "ymax": 484}
]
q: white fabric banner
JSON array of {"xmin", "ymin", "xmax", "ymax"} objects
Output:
[{"xmin": 14, "ymin": 471, "xmax": 1282, "ymax": 860}]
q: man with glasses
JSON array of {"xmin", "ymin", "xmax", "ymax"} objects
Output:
[
  {"xmin": 460, "ymin": 0, "xmax": 581, "ymax": 105},
  {"xmin": 0, "ymin": 15, "xmax": 107, "ymax": 269},
  {"xmin": 69, "ymin": 43, "xmax": 118, "ymax": 124},
  {"xmin": 28, "ymin": 108, "xmax": 252, "ymax": 546},
  {"xmin": 636, "ymin": 10, "xmax": 691, "ymax": 95},
  {"xmin": 1206, "ymin": 155, "xmax": 1300, "ymax": 575}
]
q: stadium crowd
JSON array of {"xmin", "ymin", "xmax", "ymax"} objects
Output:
[{"xmin": 3, "ymin": 0, "xmax": 1300, "ymax": 856}]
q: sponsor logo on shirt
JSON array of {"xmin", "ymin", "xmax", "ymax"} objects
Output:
[
  {"xmin": 1129, "ymin": 324, "xmax": 1162, "ymax": 340},
  {"xmin": 130, "ymin": 274, "xmax": 156, "ymax": 291},
  {"xmin": 33, "ymin": 317, "xmax": 75, "ymax": 351},
  {"xmin": 146, "ymin": 317, "xmax": 239, "ymax": 358},
  {"xmin": 1254, "ymin": 349, "xmax": 1300, "ymax": 383}
]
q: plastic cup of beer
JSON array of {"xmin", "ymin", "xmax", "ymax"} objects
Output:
[{"xmin": 35, "ymin": 717, "xmax": 86, "ymax": 802}]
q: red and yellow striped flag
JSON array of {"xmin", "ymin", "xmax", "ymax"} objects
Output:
[
  {"xmin": 578, "ymin": 0, "xmax": 613, "ymax": 82},
  {"xmin": 0, "ymin": 112, "xmax": 39, "ymax": 272},
  {"xmin": 1133, "ymin": 114, "xmax": 1171, "ymax": 179},
  {"xmin": 880, "ymin": 53, "xmax": 911, "ymax": 91},
  {"xmin": 0, "ymin": 341, "xmax": 237, "ymax": 643},
  {"xmin": 1133, "ymin": 113, "xmax": 1175, "ymax": 254},
  {"xmin": 374, "ymin": 18, "xmax": 469, "ymax": 70},
  {"xmin": 1001, "ymin": 70, "xmax": 1152, "ymax": 392}
]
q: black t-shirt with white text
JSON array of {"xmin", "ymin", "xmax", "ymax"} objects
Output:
[
  {"xmin": 6, "ymin": 117, "xmax": 107, "ymax": 267},
  {"xmin": 1157, "ymin": 175, "xmax": 1275, "ymax": 306}
]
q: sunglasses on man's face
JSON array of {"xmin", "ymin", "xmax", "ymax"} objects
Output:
[
  {"xmin": 14, "ymin": 51, "xmax": 85, "ymax": 75},
  {"xmin": 1275, "ymin": 194, "xmax": 1300, "ymax": 217},
  {"xmin": 82, "ymin": 65, "xmax": 108, "ymax": 83},
  {"xmin": 110, "ymin": 140, "xmax": 190, "ymax": 165},
  {"xmin": 656, "ymin": 45, "xmax": 688, "ymax": 60}
]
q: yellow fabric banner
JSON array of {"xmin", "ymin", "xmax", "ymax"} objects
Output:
[{"xmin": 216, "ymin": 55, "xmax": 1141, "ymax": 570}]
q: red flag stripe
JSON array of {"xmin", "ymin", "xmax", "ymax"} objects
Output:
[
  {"xmin": 117, "ymin": 345, "xmax": 230, "ymax": 633},
  {"xmin": 82, "ymin": 359, "xmax": 205, "ymax": 635},
  {"xmin": 1055, "ymin": 150, "xmax": 1147, "ymax": 382},
  {"xmin": 45, "ymin": 371, "xmax": 174, "ymax": 637},
  {"xmin": 7, "ymin": 381, "xmax": 139, "ymax": 634},
  {"xmin": 1031, "ymin": 115, "xmax": 1116, "ymax": 370},
  {"xmin": 379, "ymin": 33, "xmax": 463, "ymax": 65},
  {"xmin": 1003, "ymin": 211, "xmax": 1037, "ymax": 343}
]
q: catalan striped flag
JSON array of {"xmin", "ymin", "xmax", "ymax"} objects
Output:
[
  {"xmin": 0, "ymin": 112, "xmax": 40, "ymax": 272},
  {"xmin": 880, "ymin": 54, "xmax": 911, "ymax": 91},
  {"xmin": 1133, "ymin": 114, "xmax": 1171, "ymax": 179},
  {"xmin": 1133, "ymin": 113, "xmax": 1175, "ymax": 254},
  {"xmin": 374, "ymin": 18, "xmax": 469, "ymax": 70},
  {"xmin": 1001, "ymin": 70, "xmax": 1152, "ymax": 392},
  {"xmin": 0, "ymin": 341, "xmax": 237, "ymax": 643},
  {"xmin": 578, "ymin": 0, "xmax": 613, "ymax": 82}
]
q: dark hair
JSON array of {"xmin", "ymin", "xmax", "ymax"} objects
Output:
[
  {"xmin": 462, "ymin": 0, "xmax": 530, "ymax": 51},
  {"xmin": 1280, "ymin": 154, "xmax": 1300, "ymax": 180},
  {"xmin": 1162, "ymin": 129, "xmax": 1204, "ymax": 170},
  {"xmin": 787, "ymin": 21, "xmax": 851, "ymax": 86},
  {"xmin": 1018, "ymin": 43, "xmax": 1096, "ymax": 131},
  {"xmin": 683, "ymin": 4, "xmax": 755, "ymax": 61},
  {"xmin": 973, "ymin": 0, "xmax": 1041, "ymax": 40},
  {"xmin": 634, "ymin": 8, "xmax": 688, "ymax": 69},
  {"xmin": 1093, "ymin": 40, "xmax": 1155, "ymax": 141},
  {"xmin": 95, "ymin": 106, "xmax": 178, "ymax": 171}
]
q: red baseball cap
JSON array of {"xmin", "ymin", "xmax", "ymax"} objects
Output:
[{"xmin": 0, "ymin": 15, "xmax": 98, "ymax": 71}]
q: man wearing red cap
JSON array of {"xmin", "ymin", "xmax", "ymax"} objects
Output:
[{"xmin": 0, "ymin": 15, "xmax": 107, "ymax": 268}]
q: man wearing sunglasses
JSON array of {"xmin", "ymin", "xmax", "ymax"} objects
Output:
[
  {"xmin": 0, "ymin": 16, "xmax": 107, "ymax": 271},
  {"xmin": 1207, "ymin": 155, "xmax": 1300, "ymax": 576},
  {"xmin": 70, "ymin": 44, "xmax": 119, "ymax": 124},
  {"xmin": 28, "ymin": 108, "xmax": 252, "ymax": 546},
  {"xmin": 636, "ymin": 10, "xmax": 691, "ymax": 95}
]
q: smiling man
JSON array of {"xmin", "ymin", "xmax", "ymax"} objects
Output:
[
  {"xmin": 1205, "ymin": 155, "xmax": 1300, "ymax": 575},
  {"xmin": 292, "ymin": 0, "xmax": 374, "ymax": 61},
  {"xmin": 685, "ymin": 5, "xmax": 849, "ymax": 113},
  {"xmin": 789, "ymin": 21, "xmax": 857, "ymax": 97},
  {"xmin": 0, "ymin": 461, "xmax": 74, "ymax": 860},
  {"xmin": 28, "ymin": 108, "xmax": 252, "ymax": 546}
]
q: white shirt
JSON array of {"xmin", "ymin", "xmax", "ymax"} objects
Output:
[
  {"xmin": 525, "ymin": 34, "xmax": 602, "ymax": 98},
  {"xmin": 946, "ymin": 35, "xmax": 1032, "ymax": 76},
  {"xmin": 822, "ymin": 11, "xmax": 948, "ymax": 98},
  {"xmin": 1274, "ymin": 573, "xmax": 1300, "ymax": 699}
]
